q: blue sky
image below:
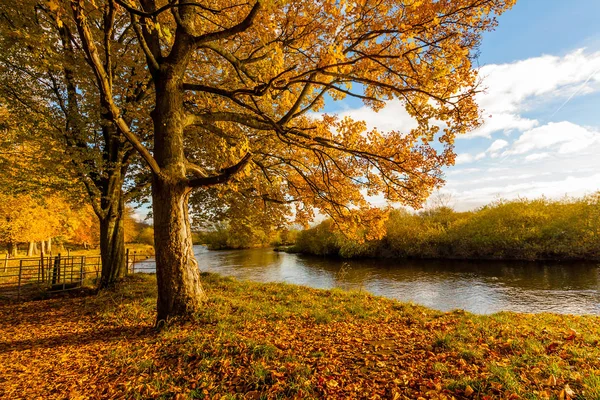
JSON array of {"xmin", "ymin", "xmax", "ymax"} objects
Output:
[{"xmin": 325, "ymin": 0, "xmax": 600, "ymax": 211}]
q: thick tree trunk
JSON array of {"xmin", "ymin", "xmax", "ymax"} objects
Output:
[
  {"xmin": 27, "ymin": 241, "xmax": 35, "ymax": 257},
  {"xmin": 153, "ymin": 179, "xmax": 206, "ymax": 322},
  {"xmin": 46, "ymin": 238, "xmax": 52, "ymax": 254},
  {"xmin": 151, "ymin": 57, "xmax": 207, "ymax": 322},
  {"xmin": 98, "ymin": 190, "xmax": 127, "ymax": 288}
]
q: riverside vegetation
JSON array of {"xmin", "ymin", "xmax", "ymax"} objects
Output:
[
  {"xmin": 293, "ymin": 195, "xmax": 600, "ymax": 261},
  {"xmin": 1, "ymin": 274, "xmax": 598, "ymax": 399}
]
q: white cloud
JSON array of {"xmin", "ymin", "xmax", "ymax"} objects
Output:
[
  {"xmin": 505, "ymin": 121, "xmax": 600, "ymax": 155},
  {"xmin": 455, "ymin": 153, "xmax": 475, "ymax": 165},
  {"xmin": 464, "ymin": 49, "xmax": 600, "ymax": 138},
  {"xmin": 487, "ymin": 139, "xmax": 509, "ymax": 153},
  {"xmin": 469, "ymin": 113, "xmax": 538, "ymax": 138},
  {"xmin": 478, "ymin": 49, "xmax": 600, "ymax": 113},
  {"xmin": 525, "ymin": 153, "xmax": 550, "ymax": 161}
]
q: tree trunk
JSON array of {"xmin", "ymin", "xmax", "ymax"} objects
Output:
[
  {"xmin": 151, "ymin": 58, "xmax": 207, "ymax": 323},
  {"xmin": 27, "ymin": 241, "xmax": 35, "ymax": 257},
  {"xmin": 98, "ymin": 190, "xmax": 127, "ymax": 288},
  {"xmin": 153, "ymin": 179, "xmax": 206, "ymax": 322},
  {"xmin": 40, "ymin": 240, "xmax": 46, "ymax": 255},
  {"xmin": 7, "ymin": 242, "xmax": 16, "ymax": 257},
  {"xmin": 47, "ymin": 238, "xmax": 52, "ymax": 254}
]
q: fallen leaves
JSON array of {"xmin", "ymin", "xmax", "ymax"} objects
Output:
[{"xmin": 0, "ymin": 273, "xmax": 599, "ymax": 399}]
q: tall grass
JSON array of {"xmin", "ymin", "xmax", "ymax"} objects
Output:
[{"xmin": 293, "ymin": 194, "xmax": 600, "ymax": 260}]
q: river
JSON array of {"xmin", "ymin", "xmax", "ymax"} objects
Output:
[{"xmin": 136, "ymin": 245, "xmax": 600, "ymax": 315}]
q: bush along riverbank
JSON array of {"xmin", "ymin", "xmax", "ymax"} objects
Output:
[
  {"xmin": 1, "ymin": 273, "xmax": 599, "ymax": 399},
  {"xmin": 293, "ymin": 195, "xmax": 600, "ymax": 261}
]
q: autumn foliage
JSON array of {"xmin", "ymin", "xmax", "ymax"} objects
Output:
[{"xmin": 1, "ymin": 274, "xmax": 598, "ymax": 399}]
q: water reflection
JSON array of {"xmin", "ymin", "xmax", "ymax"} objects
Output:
[{"xmin": 147, "ymin": 246, "xmax": 600, "ymax": 315}]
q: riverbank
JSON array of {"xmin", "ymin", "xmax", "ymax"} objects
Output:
[{"xmin": 1, "ymin": 274, "xmax": 599, "ymax": 399}]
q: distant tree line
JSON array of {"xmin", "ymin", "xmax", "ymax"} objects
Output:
[{"xmin": 0, "ymin": 193, "xmax": 153, "ymax": 257}]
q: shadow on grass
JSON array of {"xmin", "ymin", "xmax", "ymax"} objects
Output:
[{"xmin": 0, "ymin": 325, "xmax": 154, "ymax": 354}]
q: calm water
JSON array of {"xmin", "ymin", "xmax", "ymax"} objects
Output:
[{"xmin": 138, "ymin": 245, "xmax": 600, "ymax": 315}]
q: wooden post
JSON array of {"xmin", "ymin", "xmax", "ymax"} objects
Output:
[
  {"xmin": 126, "ymin": 249, "xmax": 130, "ymax": 275},
  {"xmin": 40, "ymin": 251, "xmax": 44, "ymax": 284},
  {"xmin": 52, "ymin": 254, "xmax": 61, "ymax": 285},
  {"xmin": 47, "ymin": 255, "xmax": 51, "ymax": 283},
  {"xmin": 63, "ymin": 255, "xmax": 67, "ymax": 291},
  {"xmin": 80, "ymin": 256, "xmax": 85, "ymax": 285},
  {"xmin": 132, "ymin": 251, "xmax": 137, "ymax": 274},
  {"xmin": 3, "ymin": 253, "xmax": 7, "ymax": 273},
  {"xmin": 17, "ymin": 259, "xmax": 23, "ymax": 301}
]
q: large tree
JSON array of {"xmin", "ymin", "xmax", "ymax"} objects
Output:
[
  {"xmin": 30, "ymin": 0, "xmax": 513, "ymax": 321},
  {"xmin": 0, "ymin": 2, "xmax": 152, "ymax": 287}
]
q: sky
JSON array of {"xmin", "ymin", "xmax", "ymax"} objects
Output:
[{"xmin": 325, "ymin": 0, "xmax": 600, "ymax": 211}]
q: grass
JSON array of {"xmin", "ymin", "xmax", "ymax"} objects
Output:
[{"xmin": 0, "ymin": 273, "xmax": 599, "ymax": 399}]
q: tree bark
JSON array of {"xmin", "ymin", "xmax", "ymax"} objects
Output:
[
  {"xmin": 153, "ymin": 179, "xmax": 206, "ymax": 322},
  {"xmin": 47, "ymin": 238, "xmax": 52, "ymax": 254},
  {"xmin": 98, "ymin": 189, "xmax": 127, "ymax": 288},
  {"xmin": 151, "ymin": 55, "xmax": 207, "ymax": 323},
  {"xmin": 27, "ymin": 241, "xmax": 35, "ymax": 257}
]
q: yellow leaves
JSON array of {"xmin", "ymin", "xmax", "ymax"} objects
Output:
[
  {"xmin": 464, "ymin": 384, "xmax": 475, "ymax": 396},
  {"xmin": 46, "ymin": 0, "xmax": 59, "ymax": 12},
  {"xmin": 559, "ymin": 384, "xmax": 576, "ymax": 400}
]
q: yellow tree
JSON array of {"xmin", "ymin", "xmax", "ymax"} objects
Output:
[
  {"xmin": 44, "ymin": 0, "xmax": 513, "ymax": 321},
  {"xmin": 0, "ymin": 2, "xmax": 152, "ymax": 287}
]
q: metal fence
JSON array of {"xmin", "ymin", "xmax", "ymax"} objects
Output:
[{"xmin": 0, "ymin": 250, "xmax": 156, "ymax": 301}]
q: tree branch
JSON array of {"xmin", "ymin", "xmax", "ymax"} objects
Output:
[
  {"xmin": 188, "ymin": 152, "xmax": 252, "ymax": 187},
  {"xmin": 194, "ymin": 1, "xmax": 260, "ymax": 44},
  {"xmin": 71, "ymin": 2, "xmax": 161, "ymax": 176}
]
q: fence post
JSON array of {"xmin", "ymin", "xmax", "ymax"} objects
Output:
[
  {"xmin": 40, "ymin": 251, "xmax": 44, "ymax": 284},
  {"xmin": 132, "ymin": 251, "xmax": 137, "ymax": 274},
  {"xmin": 52, "ymin": 254, "xmax": 61, "ymax": 286},
  {"xmin": 17, "ymin": 259, "xmax": 23, "ymax": 301},
  {"xmin": 126, "ymin": 249, "xmax": 130, "ymax": 275},
  {"xmin": 80, "ymin": 256, "xmax": 85, "ymax": 285},
  {"xmin": 3, "ymin": 253, "xmax": 7, "ymax": 273},
  {"xmin": 47, "ymin": 255, "xmax": 52, "ymax": 283}
]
